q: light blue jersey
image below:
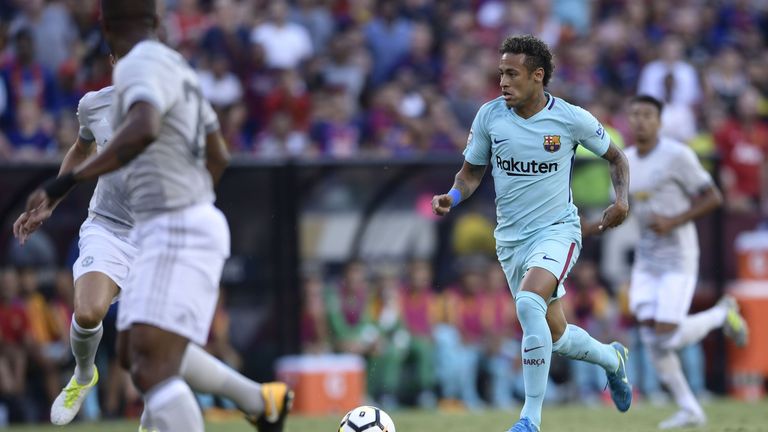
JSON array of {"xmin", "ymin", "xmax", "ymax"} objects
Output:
[{"xmin": 464, "ymin": 93, "xmax": 610, "ymax": 246}]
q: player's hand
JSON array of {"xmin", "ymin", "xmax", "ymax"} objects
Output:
[
  {"xmin": 599, "ymin": 201, "xmax": 629, "ymax": 231},
  {"xmin": 431, "ymin": 194, "xmax": 453, "ymax": 216},
  {"xmin": 12, "ymin": 211, "xmax": 33, "ymax": 243},
  {"xmin": 649, "ymin": 214, "xmax": 678, "ymax": 236},
  {"xmin": 16, "ymin": 189, "xmax": 52, "ymax": 244}
]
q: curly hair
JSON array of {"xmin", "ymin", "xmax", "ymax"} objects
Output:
[{"xmin": 499, "ymin": 35, "xmax": 554, "ymax": 87}]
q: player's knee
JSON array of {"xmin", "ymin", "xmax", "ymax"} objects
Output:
[
  {"xmin": 515, "ymin": 291, "xmax": 547, "ymax": 323},
  {"xmin": 129, "ymin": 353, "xmax": 177, "ymax": 392},
  {"xmin": 74, "ymin": 306, "xmax": 105, "ymax": 329},
  {"xmin": 129, "ymin": 360, "xmax": 155, "ymax": 392},
  {"xmin": 654, "ymin": 322, "xmax": 678, "ymax": 334}
]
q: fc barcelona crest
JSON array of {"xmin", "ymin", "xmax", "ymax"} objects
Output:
[{"xmin": 543, "ymin": 135, "xmax": 561, "ymax": 152}]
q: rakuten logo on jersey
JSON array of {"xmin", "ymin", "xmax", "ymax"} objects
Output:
[{"xmin": 496, "ymin": 155, "xmax": 558, "ymax": 176}]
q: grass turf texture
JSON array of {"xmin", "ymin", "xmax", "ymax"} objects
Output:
[{"xmin": 7, "ymin": 399, "xmax": 767, "ymax": 431}]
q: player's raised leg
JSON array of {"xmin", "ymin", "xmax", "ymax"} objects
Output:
[
  {"xmin": 547, "ymin": 299, "xmax": 631, "ymax": 412},
  {"xmin": 51, "ymin": 272, "xmax": 118, "ymax": 425},
  {"xmin": 178, "ymin": 343, "xmax": 293, "ymax": 431}
]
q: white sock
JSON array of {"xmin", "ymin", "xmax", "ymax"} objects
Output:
[
  {"xmin": 640, "ymin": 327, "xmax": 703, "ymax": 416},
  {"xmin": 180, "ymin": 344, "xmax": 264, "ymax": 416},
  {"xmin": 659, "ymin": 306, "xmax": 727, "ymax": 350},
  {"xmin": 552, "ymin": 324, "xmax": 619, "ymax": 372},
  {"xmin": 516, "ymin": 291, "xmax": 552, "ymax": 428},
  {"xmin": 144, "ymin": 377, "xmax": 203, "ymax": 432},
  {"xmin": 70, "ymin": 317, "xmax": 103, "ymax": 385}
]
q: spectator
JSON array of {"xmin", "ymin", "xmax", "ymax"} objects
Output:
[
  {"xmin": 8, "ymin": 0, "xmax": 78, "ymax": 72},
  {"xmin": 485, "ymin": 263, "xmax": 522, "ymax": 409},
  {"xmin": 219, "ymin": 102, "xmax": 249, "ymax": 153},
  {"xmin": 637, "ymin": 35, "xmax": 702, "ymax": 107},
  {"xmin": 309, "ymin": 89, "xmax": 361, "ymax": 158},
  {"xmin": 6, "ymin": 98, "xmax": 54, "ymax": 161},
  {"xmin": 300, "ymin": 270, "xmax": 330, "ymax": 353},
  {"xmin": 320, "ymin": 30, "xmax": 368, "ymax": 115},
  {"xmin": 433, "ymin": 256, "xmax": 490, "ymax": 410},
  {"xmin": 705, "ymin": 46, "xmax": 749, "ymax": 114},
  {"xmin": 446, "ymin": 64, "xmax": 485, "ymax": 130},
  {"xmin": 394, "ymin": 21, "xmax": 440, "ymax": 86},
  {"xmin": 715, "ymin": 87, "xmax": 768, "ymax": 213},
  {"xmin": 368, "ymin": 268, "xmax": 409, "ymax": 409},
  {"xmin": 198, "ymin": 53, "xmax": 243, "ymax": 110},
  {"xmin": 253, "ymin": 111, "xmax": 311, "ymax": 158},
  {"xmin": 164, "ymin": 0, "xmax": 210, "ymax": 49},
  {"xmin": 364, "ymin": 0, "xmax": 413, "ymax": 86},
  {"xmin": 289, "ymin": 0, "xmax": 335, "ymax": 56},
  {"xmin": 0, "ymin": 268, "xmax": 30, "ymax": 421},
  {"xmin": 424, "ymin": 97, "xmax": 465, "ymax": 154},
  {"xmin": 263, "ymin": 69, "xmax": 311, "ymax": 131},
  {"xmin": 199, "ymin": 0, "xmax": 251, "ymax": 73},
  {"xmin": 50, "ymin": 110, "xmax": 78, "ymax": 158},
  {"xmin": 325, "ymin": 261, "xmax": 385, "ymax": 401},
  {"xmin": 399, "ymin": 259, "xmax": 438, "ymax": 408},
  {"xmin": 251, "ymin": 0, "xmax": 314, "ymax": 70},
  {"xmin": 0, "ymin": 27, "xmax": 59, "ymax": 128}
]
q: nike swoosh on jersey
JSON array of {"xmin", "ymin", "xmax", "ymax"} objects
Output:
[
  {"xmin": 493, "ymin": 137, "xmax": 509, "ymax": 144},
  {"xmin": 523, "ymin": 345, "xmax": 545, "ymax": 353},
  {"xmin": 542, "ymin": 255, "xmax": 559, "ymax": 262}
]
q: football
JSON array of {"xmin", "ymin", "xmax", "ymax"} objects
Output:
[{"xmin": 338, "ymin": 405, "xmax": 396, "ymax": 432}]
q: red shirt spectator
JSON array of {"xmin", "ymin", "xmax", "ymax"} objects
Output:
[
  {"xmin": 0, "ymin": 300, "xmax": 29, "ymax": 345},
  {"xmin": 715, "ymin": 88, "xmax": 768, "ymax": 209}
]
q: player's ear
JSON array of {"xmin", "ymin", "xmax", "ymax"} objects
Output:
[{"xmin": 533, "ymin": 67, "xmax": 545, "ymax": 84}]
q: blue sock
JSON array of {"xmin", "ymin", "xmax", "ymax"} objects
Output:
[
  {"xmin": 552, "ymin": 324, "xmax": 619, "ymax": 372},
  {"xmin": 515, "ymin": 291, "xmax": 552, "ymax": 429}
]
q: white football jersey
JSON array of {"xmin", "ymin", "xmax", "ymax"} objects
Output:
[
  {"xmin": 626, "ymin": 138, "xmax": 713, "ymax": 273},
  {"xmin": 112, "ymin": 40, "xmax": 220, "ymax": 221},
  {"xmin": 77, "ymin": 86, "xmax": 133, "ymax": 237}
]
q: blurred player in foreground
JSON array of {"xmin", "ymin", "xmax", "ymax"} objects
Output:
[
  {"xmin": 14, "ymin": 0, "xmax": 292, "ymax": 430},
  {"xmin": 625, "ymin": 95, "xmax": 748, "ymax": 429},
  {"xmin": 432, "ymin": 35, "xmax": 632, "ymax": 432}
]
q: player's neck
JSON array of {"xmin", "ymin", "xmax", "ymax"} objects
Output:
[
  {"xmin": 112, "ymin": 32, "xmax": 157, "ymax": 58},
  {"xmin": 636, "ymin": 136, "xmax": 659, "ymax": 156},
  {"xmin": 514, "ymin": 91, "xmax": 549, "ymax": 119}
]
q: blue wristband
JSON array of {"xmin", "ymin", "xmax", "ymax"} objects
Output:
[{"xmin": 448, "ymin": 188, "xmax": 462, "ymax": 208}]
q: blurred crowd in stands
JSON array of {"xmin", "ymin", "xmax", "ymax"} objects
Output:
[
  {"xmin": 0, "ymin": 0, "xmax": 765, "ymax": 213},
  {"xmin": 299, "ymin": 257, "xmax": 711, "ymax": 411},
  {"xmin": 1, "ymin": 0, "xmax": 767, "ymax": 423}
]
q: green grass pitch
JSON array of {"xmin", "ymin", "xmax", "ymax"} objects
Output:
[{"xmin": 7, "ymin": 399, "xmax": 768, "ymax": 431}]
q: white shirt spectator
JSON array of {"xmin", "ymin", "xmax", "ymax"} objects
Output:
[
  {"xmin": 251, "ymin": 22, "xmax": 313, "ymax": 69},
  {"xmin": 198, "ymin": 69, "xmax": 243, "ymax": 108},
  {"xmin": 638, "ymin": 60, "xmax": 702, "ymax": 106}
]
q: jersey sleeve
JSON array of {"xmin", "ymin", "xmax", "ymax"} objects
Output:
[
  {"xmin": 76, "ymin": 93, "xmax": 95, "ymax": 142},
  {"xmin": 113, "ymin": 49, "xmax": 174, "ymax": 116},
  {"xmin": 570, "ymin": 106, "xmax": 610, "ymax": 156},
  {"xmin": 462, "ymin": 105, "xmax": 492, "ymax": 165},
  {"xmin": 674, "ymin": 146, "xmax": 713, "ymax": 196},
  {"xmin": 202, "ymin": 99, "xmax": 220, "ymax": 134}
]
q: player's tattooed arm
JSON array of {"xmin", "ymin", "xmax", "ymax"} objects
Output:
[
  {"xmin": 453, "ymin": 161, "xmax": 487, "ymax": 198},
  {"xmin": 73, "ymin": 102, "xmax": 161, "ymax": 182},
  {"xmin": 599, "ymin": 143, "xmax": 630, "ymax": 231},
  {"xmin": 433, "ymin": 161, "xmax": 487, "ymax": 216}
]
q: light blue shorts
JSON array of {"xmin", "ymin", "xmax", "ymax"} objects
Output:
[{"xmin": 496, "ymin": 222, "xmax": 581, "ymax": 303}]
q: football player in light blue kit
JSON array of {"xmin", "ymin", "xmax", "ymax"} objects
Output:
[{"xmin": 432, "ymin": 35, "xmax": 632, "ymax": 432}]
